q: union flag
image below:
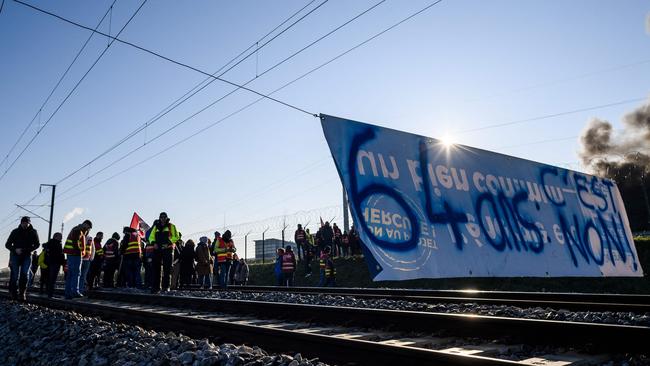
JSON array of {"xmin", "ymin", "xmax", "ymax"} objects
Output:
[{"xmin": 130, "ymin": 212, "xmax": 150, "ymax": 239}]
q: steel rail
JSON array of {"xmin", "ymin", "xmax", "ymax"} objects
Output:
[
  {"xmin": 79, "ymin": 290, "xmax": 650, "ymax": 353},
  {"xmin": 174, "ymin": 284, "xmax": 650, "ymax": 313},
  {"xmin": 0, "ymin": 290, "xmax": 519, "ymax": 366}
]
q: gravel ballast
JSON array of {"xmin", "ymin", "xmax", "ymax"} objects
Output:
[
  {"xmin": 164, "ymin": 289, "xmax": 650, "ymax": 327},
  {"xmin": 0, "ymin": 299, "xmax": 328, "ymax": 366}
]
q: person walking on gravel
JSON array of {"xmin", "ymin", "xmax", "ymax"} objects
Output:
[{"xmin": 5, "ymin": 216, "xmax": 40, "ymax": 301}]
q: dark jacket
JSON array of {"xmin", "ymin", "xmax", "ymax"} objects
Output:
[
  {"xmin": 5, "ymin": 224, "xmax": 40, "ymax": 255},
  {"xmin": 321, "ymin": 225, "xmax": 334, "ymax": 246},
  {"xmin": 44, "ymin": 238, "xmax": 65, "ymax": 266}
]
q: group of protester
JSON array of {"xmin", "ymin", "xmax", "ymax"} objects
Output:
[
  {"xmin": 273, "ymin": 221, "xmax": 361, "ymax": 287},
  {"xmin": 5, "ymin": 212, "xmax": 247, "ymax": 301}
]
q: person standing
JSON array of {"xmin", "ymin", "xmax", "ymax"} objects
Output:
[
  {"xmin": 87, "ymin": 232, "xmax": 104, "ymax": 291},
  {"xmin": 179, "ymin": 239, "xmax": 195, "ymax": 289},
  {"xmin": 210, "ymin": 232, "xmax": 220, "ymax": 286},
  {"xmin": 122, "ymin": 227, "xmax": 142, "ymax": 288},
  {"xmin": 170, "ymin": 239, "xmax": 183, "ymax": 290},
  {"xmin": 235, "ymin": 258, "xmax": 249, "ymax": 285},
  {"xmin": 332, "ymin": 223, "xmax": 342, "ymax": 258},
  {"xmin": 5, "ymin": 216, "xmax": 40, "ymax": 301},
  {"xmin": 142, "ymin": 237, "xmax": 155, "ymax": 289},
  {"xmin": 281, "ymin": 245, "xmax": 297, "ymax": 287},
  {"xmin": 294, "ymin": 224, "xmax": 306, "ymax": 262},
  {"xmin": 45, "ymin": 232, "xmax": 65, "ymax": 298},
  {"xmin": 195, "ymin": 236, "xmax": 213, "ymax": 289},
  {"xmin": 148, "ymin": 212, "xmax": 179, "ymax": 293},
  {"xmin": 28, "ymin": 251, "xmax": 39, "ymax": 288},
  {"xmin": 102, "ymin": 232, "xmax": 120, "ymax": 288},
  {"xmin": 63, "ymin": 220, "xmax": 92, "ymax": 299},
  {"xmin": 318, "ymin": 246, "xmax": 330, "ymax": 287},
  {"xmin": 80, "ymin": 233, "xmax": 96, "ymax": 295},
  {"xmin": 341, "ymin": 231, "xmax": 350, "ymax": 258},
  {"xmin": 37, "ymin": 246, "xmax": 48, "ymax": 293},
  {"xmin": 324, "ymin": 246, "xmax": 336, "ymax": 287},
  {"xmin": 274, "ymin": 247, "xmax": 285, "ymax": 286},
  {"xmin": 321, "ymin": 222, "xmax": 334, "ymax": 256},
  {"xmin": 303, "ymin": 229, "xmax": 314, "ymax": 277},
  {"xmin": 213, "ymin": 230, "xmax": 236, "ymax": 289}
]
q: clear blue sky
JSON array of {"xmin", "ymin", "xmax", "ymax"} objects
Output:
[{"xmin": 1, "ymin": 0, "xmax": 648, "ymax": 264}]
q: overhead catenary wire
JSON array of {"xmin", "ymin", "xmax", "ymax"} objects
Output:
[
  {"xmin": 0, "ymin": 0, "xmax": 148, "ymax": 184},
  {"xmin": 465, "ymin": 58, "xmax": 650, "ymax": 103},
  {"xmin": 55, "ymin": 0, "xmax": 389, "ymax": 194},
  {"xmin": 0, "ymin": 0, "xmax": 118, "ymax": 170},
  {"xmin": 13, "ymin": 0, "xmax": 318, "ymax": 118},
  {"xmin": 0, "ymin": 0, "xmax": 333, "ymax": 223},
  {"xmin": 456, "ymin": 97, "xmax": 646, "ymax": 134},
  {"xmin": 54, "ymin": 0, "xmax": 448, "ymax": 203},
  {"xmin": 54, "ymin": 0, "xmax": 330, "ymax": 186}
]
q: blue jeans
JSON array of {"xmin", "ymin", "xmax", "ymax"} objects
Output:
[
  {"xmin": 9, "ymin": 253, "xmax": 31, "ymax": 296},
  {"xmin": 318, "ymin": 269, "xmax": 326, "ymax": 287},
  {"xmin": 80, "ymin": 259, "xmax": 91, "ymax": 294},
  {"xmin": 65, "ymin": 255, "xmax": 82, "ymax": 298},
  {"xmin": 217, "ymin": 262, "xmax": 231, "ymax": 289},
  {"xmin": 198, "ymin": 274, "xmax": 211, "ymax": 288},
  {"xmin": 124, "ymin": 256, "xmax": 141, "ymax": 288}
]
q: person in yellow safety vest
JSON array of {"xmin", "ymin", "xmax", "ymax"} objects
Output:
[
  {"xmin": 87, "ymin": 232, "xmax": 104, "ymax": 292},
  {"xmin": 214, "ymin": 230, "xmax": 236, "ymax": 289},
  {"xmin": 148, "ymin": 212, "xmax": 179, "ymax": 293},
  {"xmin": 63, "ymin": 219, "xmax": 92, "ymax": 299},
  {"xmin": 121, "ymin": 226, "xmax": 141, "ymax": 288}
]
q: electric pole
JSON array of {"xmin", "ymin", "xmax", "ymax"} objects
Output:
[{"xmin": 40, "ymin": 184, "xmax": 56, "ymax": 240}]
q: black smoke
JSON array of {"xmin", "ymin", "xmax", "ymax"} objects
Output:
[{"xmin": 579, "ymin": 99, "xmax": 650, "ymax": 232}]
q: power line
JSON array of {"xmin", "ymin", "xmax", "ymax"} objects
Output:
[
  {"xmin": 54, "ymin": 0, "xmax": 329, "ymax": 186},
  {"xmin": 0, "ymin": 0, "xmax": 148, "ymax": 183},
  {"xmin": 55, "ymin": 0, "xmax": 388, "ymax": 194},
  {"xmin": 456, "ymin": 97, "xmax": 646, "ymax": 134},
  {"xmin": 494, "ymin": 135, "xmax": 578, "ymax": 150},
  {"xmin": 0, "ymin": 0, "xmax": 118, "ymax": 170},
  {"xmin": 464, "ymin": 58, "xmax": 650, "ymax": 103},
  {"xmin": 13, "ymin": 0, "xmax": 318, "ymax": 118},
  {"xmin": 0, "ymin": 0, "xmax": 332, "ymax": 222},
  {"xmin": 54, "ymin": 0, "xmax": 447, "ymax": 203}
]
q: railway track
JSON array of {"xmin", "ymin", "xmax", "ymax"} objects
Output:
[
  {"xmin": 178, "ymin": 284, "xmax": 650, "ymax": 313},
  {"xmin": 1, "ymin": 288, "xmax": 647, "ymax": 365},
  {"xmin": 15, "ymin": 280, "xmax": 650, "ymax": 312}
]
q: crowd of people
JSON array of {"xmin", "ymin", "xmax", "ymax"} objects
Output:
[
  {"xmin": 274, "ymin": 221, "xmax": 362, "ymax": 287},
  {"xmin": 5, "ymin": 214, "xmax": 361, "ymax": 301},
  {"xmin": 4, "ymin": 212, "xmax": 248, "ymax": 301}
]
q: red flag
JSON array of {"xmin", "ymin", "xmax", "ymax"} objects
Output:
[{"xmin": 130, "ymin": 212, "xmax": 150, "ymax": 238}]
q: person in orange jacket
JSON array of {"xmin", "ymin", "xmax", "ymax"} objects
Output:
[{"xmin": 63, "ymin": 219, "xmax": 92, "ymax": 299}]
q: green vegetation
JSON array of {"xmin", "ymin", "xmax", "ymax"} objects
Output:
[{"xmin": 248, "ymin": 238, "xmax": 650, "ymax": 293}]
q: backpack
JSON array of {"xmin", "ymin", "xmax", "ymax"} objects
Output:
[{"xmin": 38, "ymin": 250, "xmax": 48, "ymax": 269}]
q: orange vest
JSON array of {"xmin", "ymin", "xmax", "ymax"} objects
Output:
[
  {"xmin": 63, "ymin": 227, "xmax": 85, "ymax": 256},
  {"xmin": 215, "ymin": 238, "xmax": 235, "ymax": 263},
  {"xmin": 281, "ymin": 252, "xmax": 295, "ymax": 273},
  {"xmin": 125, "ymin": 232, "xmax": 141, "ymax": 256}
]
